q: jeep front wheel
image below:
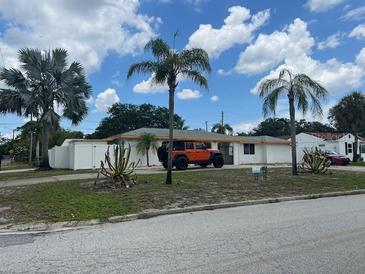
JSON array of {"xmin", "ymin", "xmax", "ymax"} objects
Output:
[
  {"xmin": 176, "ymin": 157, "xmax": 188, "ymax": 170},
  {"xmin": 212, "ymin": 155, "xmax": 224, "ymax": 168}
]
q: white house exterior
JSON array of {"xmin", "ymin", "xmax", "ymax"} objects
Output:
[
  {"xmin": 49, "ymin": 128, "xmax": 291, "ymax": 170},
  {"xmin": 294, "ymin": 132, "xmax": 365, "ymax": 161}
]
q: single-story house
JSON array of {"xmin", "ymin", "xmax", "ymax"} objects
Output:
[
  {"xmin": 49, "ymin": 128, "xmax": 291, "ymax": 170},
  {"xmin": 293, "ymin": 132, "xmax": 365, "ymax": 161}
]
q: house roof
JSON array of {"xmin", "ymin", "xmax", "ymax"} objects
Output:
[
  {"xmin": 305, "ymin": 132, "xmax": 348, "ymax": 140},
  {"xmin": 105, "ymin": 128, "xmax": 289, "ymax": 145}
]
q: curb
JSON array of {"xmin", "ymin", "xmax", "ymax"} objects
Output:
[{"xmin": 1, "ymin": 189, "xmax": 365, "ymax": 234}]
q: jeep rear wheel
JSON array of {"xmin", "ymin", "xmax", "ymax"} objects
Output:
[
  {"xmin": 212, "ymin": 155, "xmax": 224, "ymax": 168},
  {"xmin": 176, "ymin": 157, "xmax": 188, "ymax": 170}
]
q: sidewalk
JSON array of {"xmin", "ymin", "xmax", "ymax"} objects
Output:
[{"xmin": 0, "ymin": 168, "xmax": 36, "ymax": 174}]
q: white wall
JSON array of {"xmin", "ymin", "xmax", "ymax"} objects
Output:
[{"xmin": 266, "ymin": 144, "xmax": 291, "ymax": 163}]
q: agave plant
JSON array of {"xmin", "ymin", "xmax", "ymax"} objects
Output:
[
  {"xmin": 301, "ymin": 147, "xmax": 331, "ymax": 174},
  {"xmin": 95, "ymin": 143, "xmax": 140, "ymax": 188}
]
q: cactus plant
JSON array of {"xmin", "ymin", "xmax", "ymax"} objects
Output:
[
  {"xmin": 301, "ymin": 147, "xmax": 331, "ymax": 174},
  {"xmin": 95, "ymin": 143, "xmax": 140, "ymax": 188}
]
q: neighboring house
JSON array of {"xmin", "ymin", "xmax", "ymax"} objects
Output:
[
  {"xmin": 293, "ymin": 132, "xmax": 365, "ymax": 161},
  {"xmin": 49, "ymin": 128, "xmax": 291, "ymax": 170}
]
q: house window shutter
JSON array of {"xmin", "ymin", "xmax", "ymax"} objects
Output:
[{"xmin": 345, "ymin": 142, "xmax": 348, "ymax": 155}]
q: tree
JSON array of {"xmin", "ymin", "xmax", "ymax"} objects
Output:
[
  {"xmin": 49, "ymin": 128, "xmax": 84, "ymax": 147},
  {"xmin": 91, "ymin": 103, "xmax": 188, "ymax": 139},
  {"xmin": 258, "ymin": 69, "xmax": 328, "ymax": 175},
  {"xmin": 0, "ymin": 48, "xmax": 91, "ymax": 169},
  {"xmin": 127, "ymin": 38, "xmax": 211, "ymax": 184},
  {"xmin": 136, "ymin": 133, "xmax": 158, "ymax": 167},
  {"xmin": 328, "ymin": 91, "xmax": 365, "ymax": 162},
  {"xmin": 211, "ymin": 123, "xmax": 233, "ymax": 135},
  {"xmin": 246, "ymin": 118, "xmax": 335, "ymax": 137}
]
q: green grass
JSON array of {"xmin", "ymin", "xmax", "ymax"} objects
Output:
[
  {"xmin": 1, "ymin": 162, "xmax": 33, "ymax": 170},
  {"xmin": 350, "ymin": 161, "xmax": 365, "ymax": 166},
  {"xmin": 0, "ymin": 168, "xmax": 97, "ymax": 181},
  {"xmin": 1, "ymin": 168, "xmax": 365, "ymax": 224}
]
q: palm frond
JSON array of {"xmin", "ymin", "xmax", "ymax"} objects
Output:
[
  {"xmin": 180, "ymin": 70, "xmax": 208, "ymax": 89},
  {"xmin": 180, "ymin": 48, "xmax": 211, "ymax": 72},
  {"xmin": 144, "ymin": 38, "xmax": 170, "ymax": 59},
  {"xmin": 261, "ymin": 86, "xmax": 285, "ymax": 117},
  {"xmin": 258, "ymin": 78, "xmax": 288, "ymax": 98},
  {"xmin": 127, "ymin": 61, "xmax": 157, "ymax": 79}
]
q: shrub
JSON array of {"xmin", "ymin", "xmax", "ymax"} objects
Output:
[
  {"xmin": 94, "ymin": 143, "xmax": 140, "ymax": 188},
  {"xmin": 301, "ymin": 147, "xmax": 330, "ymax": 174}
]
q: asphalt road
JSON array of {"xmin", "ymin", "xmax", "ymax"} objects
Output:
[{"xmin": 1, "ymin": 195, "xmax": 365, "ymax": 274}]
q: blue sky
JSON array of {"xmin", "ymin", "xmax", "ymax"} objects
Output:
[{"xmin": 0, "ymin": 0, "xmax": 365, "ymax": 137}]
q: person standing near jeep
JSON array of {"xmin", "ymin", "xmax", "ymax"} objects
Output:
[{"xmin": 157, "ymin": 142, "xmax": 168, "ymax": 166}]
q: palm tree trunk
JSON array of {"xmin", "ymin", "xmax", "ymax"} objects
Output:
[
  {"xmin": 289, "ymin": 96, "xmax": 298, "ymax": 175},
  {"xmin": 40, "ymin": 123, "xmax": 51, "ymax": 170},
  {"xmin": 146, "ymin": 149, "xmax": 150, "ymax": 167},
  {"xmin": 165, "ymin": 88, "xmax": 174, "ymax": 184},
  {"xmin": 354, "ymin": 134, "xmax": 359, "ymax": 162}
]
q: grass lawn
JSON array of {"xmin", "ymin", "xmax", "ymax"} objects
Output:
[
  {"xmin": 1, "ymin": 162, "xmax": 33, "ymax": 170},
  {"xmin": 1, "ymin": 168, "xmax": 365, "ymax": 224},
  {"xmin": 350, "ymin": 161, "xmax": 365, "ymax": 167},
  {"xmin": 0, "ymin": 168, "xmax": 97, "ymax": 181}
]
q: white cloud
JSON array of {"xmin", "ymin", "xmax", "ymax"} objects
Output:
[
  {"xmin": 231, "ymin": 18, "xmax": 365, "ymax": 94},
  {"xmin": 94, "ymin": 88, "xmax": 120, "ymax": 112},
  {"xmin": 349, "ymin": 24, "xmax": 365, "ymax": 39},
  {"xmin": 176, "ymin": 89, "xmax": 202, "ymax": 100},
  {"xmin": 210, "ymin": 95, "xmax": 219, "ymax": 102},
  {"xmin": 232, "ymin": 121, "xmax": 258, "ymax": 134},
  {"xmin": 186, "ymin": 6, "xmax": 270, "ymax": 58},
  {"xmin": 133, "ymin": 74, "xmax": 168, "ymax": 94},
  {"xmin": 234, "ymin": 19, "xmax": 314, "ymax": 74},
  {"xmin": 356, "ymin": 48, "xmax": 365, "ymax": 68},
  {"xmin": 341, "ymin": 5, "xmax": 365, "ymax": 20},
  {"xmin": 317, "ymin": 33, "xmax": 342, "ymax": 50},
  {"xmin": 0, "ymin": 0, "xmax": 160, "ymax": 73},
  {"xmin": 306, "ymin": 0, "xmax": 346, "ymax": 12}
]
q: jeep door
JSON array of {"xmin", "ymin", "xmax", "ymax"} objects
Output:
[
  {"xmin": 184, "ymin": 142, "xmax": 195, "ymax": 161},
  {"xmin": 195, "ymin": 142, "xmax": 210, "ymax": 162}
]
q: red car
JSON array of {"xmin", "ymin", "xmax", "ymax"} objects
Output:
[{"xmin": 324, "ymin": 150, "xmax": 351, "ymax": 166}]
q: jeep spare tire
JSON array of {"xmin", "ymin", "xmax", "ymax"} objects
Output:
[
  {"xmin": 176, "ymin": 157, "xmax": 188, "ymax": 170},
  {"xmin": 213, "ymin": 155, "xmax": 224, "ymax": 168}
]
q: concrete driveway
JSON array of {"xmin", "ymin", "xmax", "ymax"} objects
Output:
[
  {"xmin": 1, "ymin": 194, "xmax": 365, "ymax": 273},
  {"xmin": 330, "ymin": 165, "xmax": 365, "ymax": 172}
]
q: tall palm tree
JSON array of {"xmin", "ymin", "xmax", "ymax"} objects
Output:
[
  {"xmin": 211, "ymin": 123, "xmax": 233, "ymax": 135},
  {"xmin": 329, "ymin": 91, "xmax": 365, "ymax": 162},
  {"xmin": 127, "ymin": 38, "xmax": 211, "ymax": 184},
  {"xmin": 258, "ymin": 69, "xmax": 328, "ymax": 175},
  {"xmin": 136, "ymin": 133, "xmax": 158, "ymax": 167},
  {"xmin": 0, "ymin": 48, "xmax": 91, "ymax": 169}
]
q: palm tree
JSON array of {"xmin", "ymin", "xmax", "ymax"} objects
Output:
[
  {"xmin": 258, "ymin": 69, "xmax": 328, "ymax": 175},
  {"xmin": 0, "ymin": 48, "xmax": 91, "ymax": 169},
  {"xmin": 127, "ymin": 38, "xmax": 211, "ymax": 184},
  {"xmin": 136, "ymin": 133, "xmax": 158, "ymax": 167},
  {"xmin": 211, "ymin": 123, "xmax": 233, "ymax": 135},
  {"xmin": 329, "ymin": 91, "xmax": 365, "ymax": 162}
]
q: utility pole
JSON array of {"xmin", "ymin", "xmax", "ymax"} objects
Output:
[
  {"xmin": 205, "ymin": 121, "xmax": 208, "ymax": 132},
  {"xmin": 12, "ymin": 129, "xmax": 15, "ymax": 140},
  {"xmin": 221, "ymin": 111, "xmax": 224, "ymax": 126}
]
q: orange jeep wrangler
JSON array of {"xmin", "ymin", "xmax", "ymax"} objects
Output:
[{"xmin": 157, "ymin": 141, "xmax": 224, "ymax": 170}]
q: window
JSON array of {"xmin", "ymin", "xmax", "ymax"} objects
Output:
[
  {"xmin": 348, "ymin": 143, "xmax": 353, "ymax": 154},
  {"xmin": 185, "ymin": 142, "xmax": 194, "ymax": 149},
  {"xmin": 244, "ymin": 144, "xmax": 255, "ymax": 155},
  {"xmin": 195, "ymin": 142, "xmax": 206, "ymax": 149},
  {"xmin": 204, "ymin": 142, "xmax": 212, "ymax": 149},
  {"xmin": 173, "ymin": 141, "xmax": 185, "ymax": 151}
]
